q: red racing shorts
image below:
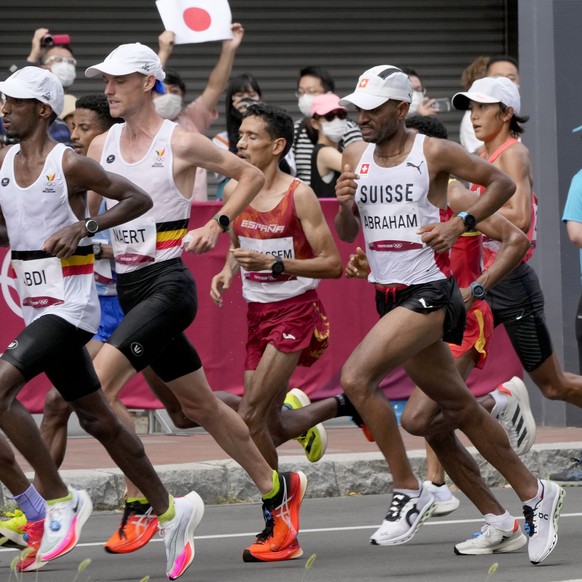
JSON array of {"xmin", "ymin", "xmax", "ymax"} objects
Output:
[
  {"xmin": 448, "ymin": 299, "xmax": 494, "ymax": 370},
  {"xmin": 245, "ymin": 289, "xmax": 330, "ymax": 371}
]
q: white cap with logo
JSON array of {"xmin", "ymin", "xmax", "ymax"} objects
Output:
[
  {"xmin": 0, "ymin": 66, "xmax": 64, "ymax": 116},
  {"xmin": 452, "ymin": 76, "xmax": 521, "ymax": 115},
  {"xmin": 339, "ymin": 65, "xmax": 413, "ymax": 110},
  {"xmin": 85, "ymin": 43, "xmax": 166, "ymax": 93}
]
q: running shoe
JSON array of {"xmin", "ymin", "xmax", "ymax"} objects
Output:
[
  {"xmin": 549, "ymin": 456, "xmax": 582, "ymax": 485},
  {"xmin": 0, "ymin": 509, "xmax": 27, "ymax": 546},
  {"xmin": 454, "ymin": 518, "xmax": 527, "ymax": 555},
  {"xmin": 16, "ymin": 519, "xmax": 46, "ymax": 572},
  {"xmin": 243, "ymin": 535, "xmax": 303, "ymax": 562},
  {"xmin": 284, "ymin": 388, "xmax": 327, "ymax": 462},
  {"xmin": 423, "ymin": 481, "xmax": 460, "ymax": 517},
  {"xmin": 243, "ymin": 471, "xmax": 307, "ymax": 561},
  {"xmin": 495, "ymin": 377, "xmax": 537, "ymax": 455},
  {"xmin": 160, "ymin": 492, "xmax": 204, "ymax": 580},
  {"xmin": 523, "ymin": 479, "xmax": 565, "ymax": 564},
  {"xmin": 370, "ymin": 484, "xmax": 435, "ymax": 546},
  {"xmin": 104, "ymin": 500, "xmax": 159, "ymax": 554},
  {"xmin": 39, "ymin": 488, "xmax": 93, "ymax": 562}
]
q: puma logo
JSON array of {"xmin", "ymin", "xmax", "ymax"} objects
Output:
[{"xmin": 406, "ymin": 161, "xmax": 424, "ymax": 174}]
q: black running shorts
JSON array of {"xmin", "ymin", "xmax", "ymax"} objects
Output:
[
  {"xmin": 109, "ymin": 258, "xmax": 202, "ymax": 382},
  {"xmin": 375, "ymin": 276, "xmax": 466, "ymax": 345},
  {"xmin": 1, "ymin": 314, "xmax": 100, "ymax": 401}
]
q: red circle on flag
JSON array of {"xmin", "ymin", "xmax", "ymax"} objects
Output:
[{"xmin": 183, "ymin": 8, "xmax": 212, "ymax": 32}]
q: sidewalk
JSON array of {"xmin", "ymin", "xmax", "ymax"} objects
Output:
[{"xmin": 6, "ymin": 422, "xmax": 582, "ymax": 510}]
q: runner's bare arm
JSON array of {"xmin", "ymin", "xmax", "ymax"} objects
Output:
[
  {"xmin": 173, "ymin": 131, "xmax": 264, "ymax": 254},
  {"xmin": 335, "ymin": 142, "xmax": 365, "ymax": 242},
  {"xmin": 420, "ymin": 138, "xmax": 516, "ymax": 252},
  {"xmin": 448, "ymin": 179, "xmax": 529, "ymax": 295},
  {"xmin": 44, "ymin": 150, "xmax": 152, "ymax": 258}
]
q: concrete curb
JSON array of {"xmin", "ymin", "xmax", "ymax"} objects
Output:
[{"xmin": 4, "ymin": 443, "xmax": 581, "ymax": 511}]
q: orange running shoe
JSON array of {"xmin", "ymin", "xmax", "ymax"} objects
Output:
[
  {"xmin": 251, "ymin": 471, "xmax": 308, "ymax": 556},
  {"xmin": 243, "ymin": 535, "xmax": 303, "ymax": 562},
  {"xmin": 17, "ymin": 519, "xmax": 46, "ymax": 572},
  {"xmin": 104, "ymin": 501, "xmax": 159, "ymax": 554}
]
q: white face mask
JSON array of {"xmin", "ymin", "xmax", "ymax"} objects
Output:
[
  {"xmin": 320, "ymin": 118, "xmax": 348, "ymax": 143},
  {"xmin": 298, "ymin": 94, "xmax": 316, "ymax": 118},
  {"xmin": 154, "ymin": 93, "xmax": 183, "ymax": 120},
  {"xmin": 50, "ymin": 62, "xmax": 76, "ymax": 88},
  {"xmin": 408, "ymin": 90, "xmax": 424, "ymax": 116}
]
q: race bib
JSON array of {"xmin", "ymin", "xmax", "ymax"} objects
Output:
[
  {"xmin": 362, "ymin": 202, "xmax": 423, "ymax": 251},
  {"xmin": 111, "ymin": 217, "xmax": 157, "ymax": 266},
  {"xmin": 12, "ymin": 257, "xmax": 65, "ymax": 308},
  {"xmin": 239, "ymin": 236, "xmax": 297, "ymax": 282}
]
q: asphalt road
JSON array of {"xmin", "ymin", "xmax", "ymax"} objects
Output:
[{"xmin": 1, "ymin": 487, "xmax": 581, "ymax": 582}]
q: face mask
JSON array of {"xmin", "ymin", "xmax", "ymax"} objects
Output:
[
  {"xmin": 50, "ymin": 62, "xmax": 76, "ymax": 88},
  {"xmin": 408, "ymin": 90, "xmax": 424, "ymax": 116},
  {"xmin": 320, "ymin": 118, "xmax": 348, "ymax": 143},
  {"xmin": 154, "ymin": 93, "xmax": 183, "ymax": 120},
  {"xmin": 298, "ymin": 94, "xmax": 316, "ymax": 118}
]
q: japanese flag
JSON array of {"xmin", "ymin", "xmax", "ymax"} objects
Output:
[{"xmin": 155, "ymin": 0, "xmax": 233, "ymax": 45}]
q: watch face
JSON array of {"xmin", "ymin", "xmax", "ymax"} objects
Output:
[
  {"xmin": 272, "ymin": 260, "xmax": 284, "ymax": 276},
  {"xmin": 85, "ymin": 219, "xmax": 99, "ymax": 234},
  {"xmin": 218, "ymin": 215, "xmax": 230, "ymax": 229},
  {"xmin": 464, "ymin": 214, "xmax": 476, "ymax": 230}
]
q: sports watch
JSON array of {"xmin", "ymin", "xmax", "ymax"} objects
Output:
[
  {"xmin": 271, "ymin": 257, "xmax": 284, "ymax": 277},
  {"xmin": 457, "ymin": 211, "xmax": 476, "ymax": 232},
  {"xmin": 212, "ymin": 214, "xmax": 231, "ymax": 233},
  {"xmin": 470, "ymin": 281, "xmax": 487, "ymax": 300},
  {"xmin": 85, "ymin": 218, "xmax": 99, "ymax": 236}
]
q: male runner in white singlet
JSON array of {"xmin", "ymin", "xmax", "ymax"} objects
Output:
[
  {"xmin": 83, "ymin": 43, "xmax": 307, "ymax": 568},
  {"xmin": 334, "ymin": 65, "xmax": 564, "ymax": 565},
  {"xmin": 0, "ymin": 66, "xmax": 202, "ymax": 578}
]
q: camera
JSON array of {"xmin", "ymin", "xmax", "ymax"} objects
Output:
[
  {"xmin": 432, "ymin": 97, "xmax": 452, "ymax": 112},
  {"xmin": 40, "ymin": 33, "xmax": 71, "ymax": 48},
  {"xmin": 0, "ymin": 135, "xmax": 19, "ymax": 145}
]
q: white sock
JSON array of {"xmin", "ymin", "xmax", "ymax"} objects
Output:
[
  {"xmin": 395, "ymin": 478, "xmax": 422, "ymax": 498},
  {"xmin": 484, "ymin": 510, "xmax": 515, "ymax": 532}
]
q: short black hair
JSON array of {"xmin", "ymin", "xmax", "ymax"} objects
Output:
[
  {"xmin": 75, "ymin": 94, "xmax": 123, "ymax": 130},
  {"xmin": 405, "ymin": 115, "xmax": 448, "ymax": 139},
  {"xmin": 164, "ymin": 69, "xmax": 186, "ymax": 96},
  {"xmin": 244, "ymin": 103, "xmax": 294, "ymax": 160},
  {"xmin": 298, "ymin": 66, "xmax": 335, "ymax": 93},
  {"xmin": 486, "ymin": 55, "xmax": 519, "ymax": 72}
]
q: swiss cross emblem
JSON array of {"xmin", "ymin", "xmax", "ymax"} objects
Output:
[
  {"xmin": 360, "ymin": 163, "xmax": 370, "ymax": 175},
  {"xmin": 359, "ymin": 78, "xmax": 369, "ymax": 88}
]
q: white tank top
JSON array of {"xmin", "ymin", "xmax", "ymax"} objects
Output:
[
  {"xmin": 355, "ymin": 134, "xmax": 450, "ymax": 285},
  {"xmin": 0, "ymin": 143, "xmax": 99, "ymax": 332},
  {"xmin": 102, "ymin": 120, "xmax": 191, "ymax": 274}
]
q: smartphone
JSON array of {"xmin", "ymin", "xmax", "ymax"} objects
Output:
[{"xmin": 432, "ymin": 97, "xmax": 452, "ymax": 112}]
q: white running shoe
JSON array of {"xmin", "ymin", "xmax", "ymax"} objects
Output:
[
  {"xmin": 370, "ymin": 484, "xmax": 435, "ymax": 545},
  {"xmin": 454, "ymin": 518, "xmax": 527, "ymax": 555},
  {"xmin": 523, "ymin": 479, "xmax": 565, "ymax": 564},
  {"xmin": 160, "ymin": 492, "xmax": 204, "ymax": 580},
  {"xmin": 495, "ymin": 377, "xmax": 537, "ymax": 455},
  {"xmin": 423, "ymin": 481, "xmax": 460, "ymax": 517},
  {"xmin": 39, "ymin": 488, "xmax": 93, "ymax": 562}
]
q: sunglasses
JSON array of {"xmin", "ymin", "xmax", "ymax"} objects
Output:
[{"xmin": 314, "ymin": 109, "xmax": 348, "ymax": 122}]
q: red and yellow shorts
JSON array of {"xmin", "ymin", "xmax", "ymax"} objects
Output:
[
  {"xmin": 448, "ymin": 299, "xmax": 493, "ymax": 369},
  {"xmin": 245, "ymin": 289, "xmax": 330, "ymax": 371}
]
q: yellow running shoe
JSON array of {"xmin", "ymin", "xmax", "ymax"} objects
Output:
[
  {"xmin": 0, "ymin": 509, "xmax": 27, "ymax": 546},
  {"xmin": 284, "ymin": 388, "xmax": 327, "ymax": 462}
]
